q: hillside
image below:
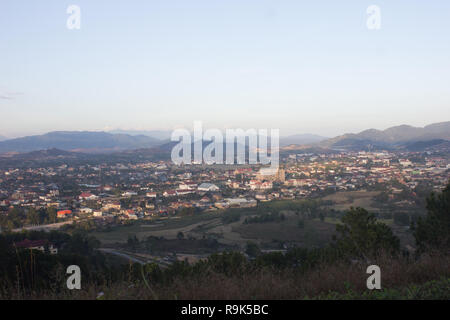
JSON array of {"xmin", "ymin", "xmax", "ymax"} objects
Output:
[
  {"xmin": 319, "ymin": 121, "xmax": 450, "ymax": 150},
  {"xmin": 280, "ymin": 134, "xmax": 328, "ymax": 146},
  {"xmin": 1, "ymin": 121, "xmax": 449, "ymax": 154},
  {"xmin": 0, "ymin": 131, "xmax": 163, "ymax": 153},
  {"xmin": 108, "ymin": 129, "xmax": 172, "ymax": 141}
]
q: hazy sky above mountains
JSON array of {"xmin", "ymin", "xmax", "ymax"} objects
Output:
[{"xmin": 1, "ymin": 0, "xmax": 450, "ymax": 138}]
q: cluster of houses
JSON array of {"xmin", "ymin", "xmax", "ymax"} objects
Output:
[
  {"xmin": 0, "ymin": 150, "xmax": 448, "ymax": 226},
  {"xmin": 14, "ymin": 239, "xmax": 58, "ymax": 254}
]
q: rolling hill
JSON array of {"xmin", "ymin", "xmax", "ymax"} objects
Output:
[
  {"xmin": 108, "ymin": 129, "xmax": 172, "ymax": 141},
  {"xmin": 1, "ymin": 121, "xmax": 448, "ymax": 155},
  {"xmin": 280, "ymin": 134, "xmax": 327, "ymax": 147},
  {"xmin": 0, "ymin": 131, "xmax": 163, "ymax": 153},
  {"xmin": 319, "ymin": 122, "xmax": 450, "ymax": 150}
]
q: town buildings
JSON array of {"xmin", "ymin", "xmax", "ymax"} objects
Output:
[{"xmin": 0, "ymin": 149, "xmax": 448, "ymax": 230}]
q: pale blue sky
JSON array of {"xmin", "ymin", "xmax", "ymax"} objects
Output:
[{"xmin": 1, "ymin": 0, "xmax": 450, "ymax": 138}]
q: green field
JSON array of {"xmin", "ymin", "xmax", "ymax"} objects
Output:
[
  {"xmin": 92, "ymin": 207, "xmax": 340, "ymax": 250},
  {"xmin": 91, "ymin": 193, "xmax": 414, "ymax": 252},
  {"xmin": 323, "ymin": 190, "xmax": 381, "ymax": 212},
  {"xmin": 92, "ymin": 212, "xmax": 221, "ymax": 244}
]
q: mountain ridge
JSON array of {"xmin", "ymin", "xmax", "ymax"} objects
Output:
[
  {"xmin": 0, "ymin": 121, "xmax": 448, "ymax": 154},
  {"xmin": 0, "ymin": 131, "xmax": 162, "ymax": 153},
  {"xmin": 319, "ymin": 121, "xmax": 450, "ymax": 150}
]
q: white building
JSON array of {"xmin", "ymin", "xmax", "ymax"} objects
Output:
[
  {"xmin": 93, "ymin": 211, "xmax": 103, "ymax": 217},
  {"xmin": 198, "ymin": 183, "xmax": 220, "ymax": 192}
]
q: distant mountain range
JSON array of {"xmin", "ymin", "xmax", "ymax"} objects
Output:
[
  {"xmin": 0, "ymin": 121, "xmax": 448, "ymax": 155},
  {"xmin": 0, "ymin": 131, "xmax": 162, "ymax": 153},
  {"xmin": 280, "ymin": 134, "xmax": 328, "ymax": 147},
  {"xmin": 109, "ymin": 130, "xmax": 327, "ymax": 147},
  {"xmin": 318, "ymin": 122, "xmax": 450, "ymax": 151},
  {"xmin": 108, "ymin": 129, "xmax": 172, "ymax": 141}
]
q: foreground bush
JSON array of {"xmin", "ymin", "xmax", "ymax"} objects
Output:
[{"xmin": 2, "ymin": 251, "xmax": 448, "ymax": 300}]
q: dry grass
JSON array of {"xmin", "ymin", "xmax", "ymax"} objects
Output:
[{"xmin": 10, "ymin": 252, "xmax": 449, "ymax": 300}]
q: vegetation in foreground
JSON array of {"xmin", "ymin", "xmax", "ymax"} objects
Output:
[
  {"xmin": 0, "ymin": 182, "xmax": 448, "ymax": 300},
  {"xmin": 1, "ymin": 250, "xmax": 449, "ymax": 300}
]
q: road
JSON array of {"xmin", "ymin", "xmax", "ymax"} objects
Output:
[
  {"xmin": 12, "ymin": 220, "xmax": 74, "ymax": 232},
  {"xmin": 98, "ymin": 248, "xmax": 147, "ymax": 264}
]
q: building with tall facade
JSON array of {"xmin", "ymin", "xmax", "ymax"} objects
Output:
[{"xmin": 256, "ymin": 167, "xmax": 285, "ymax": 182}]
